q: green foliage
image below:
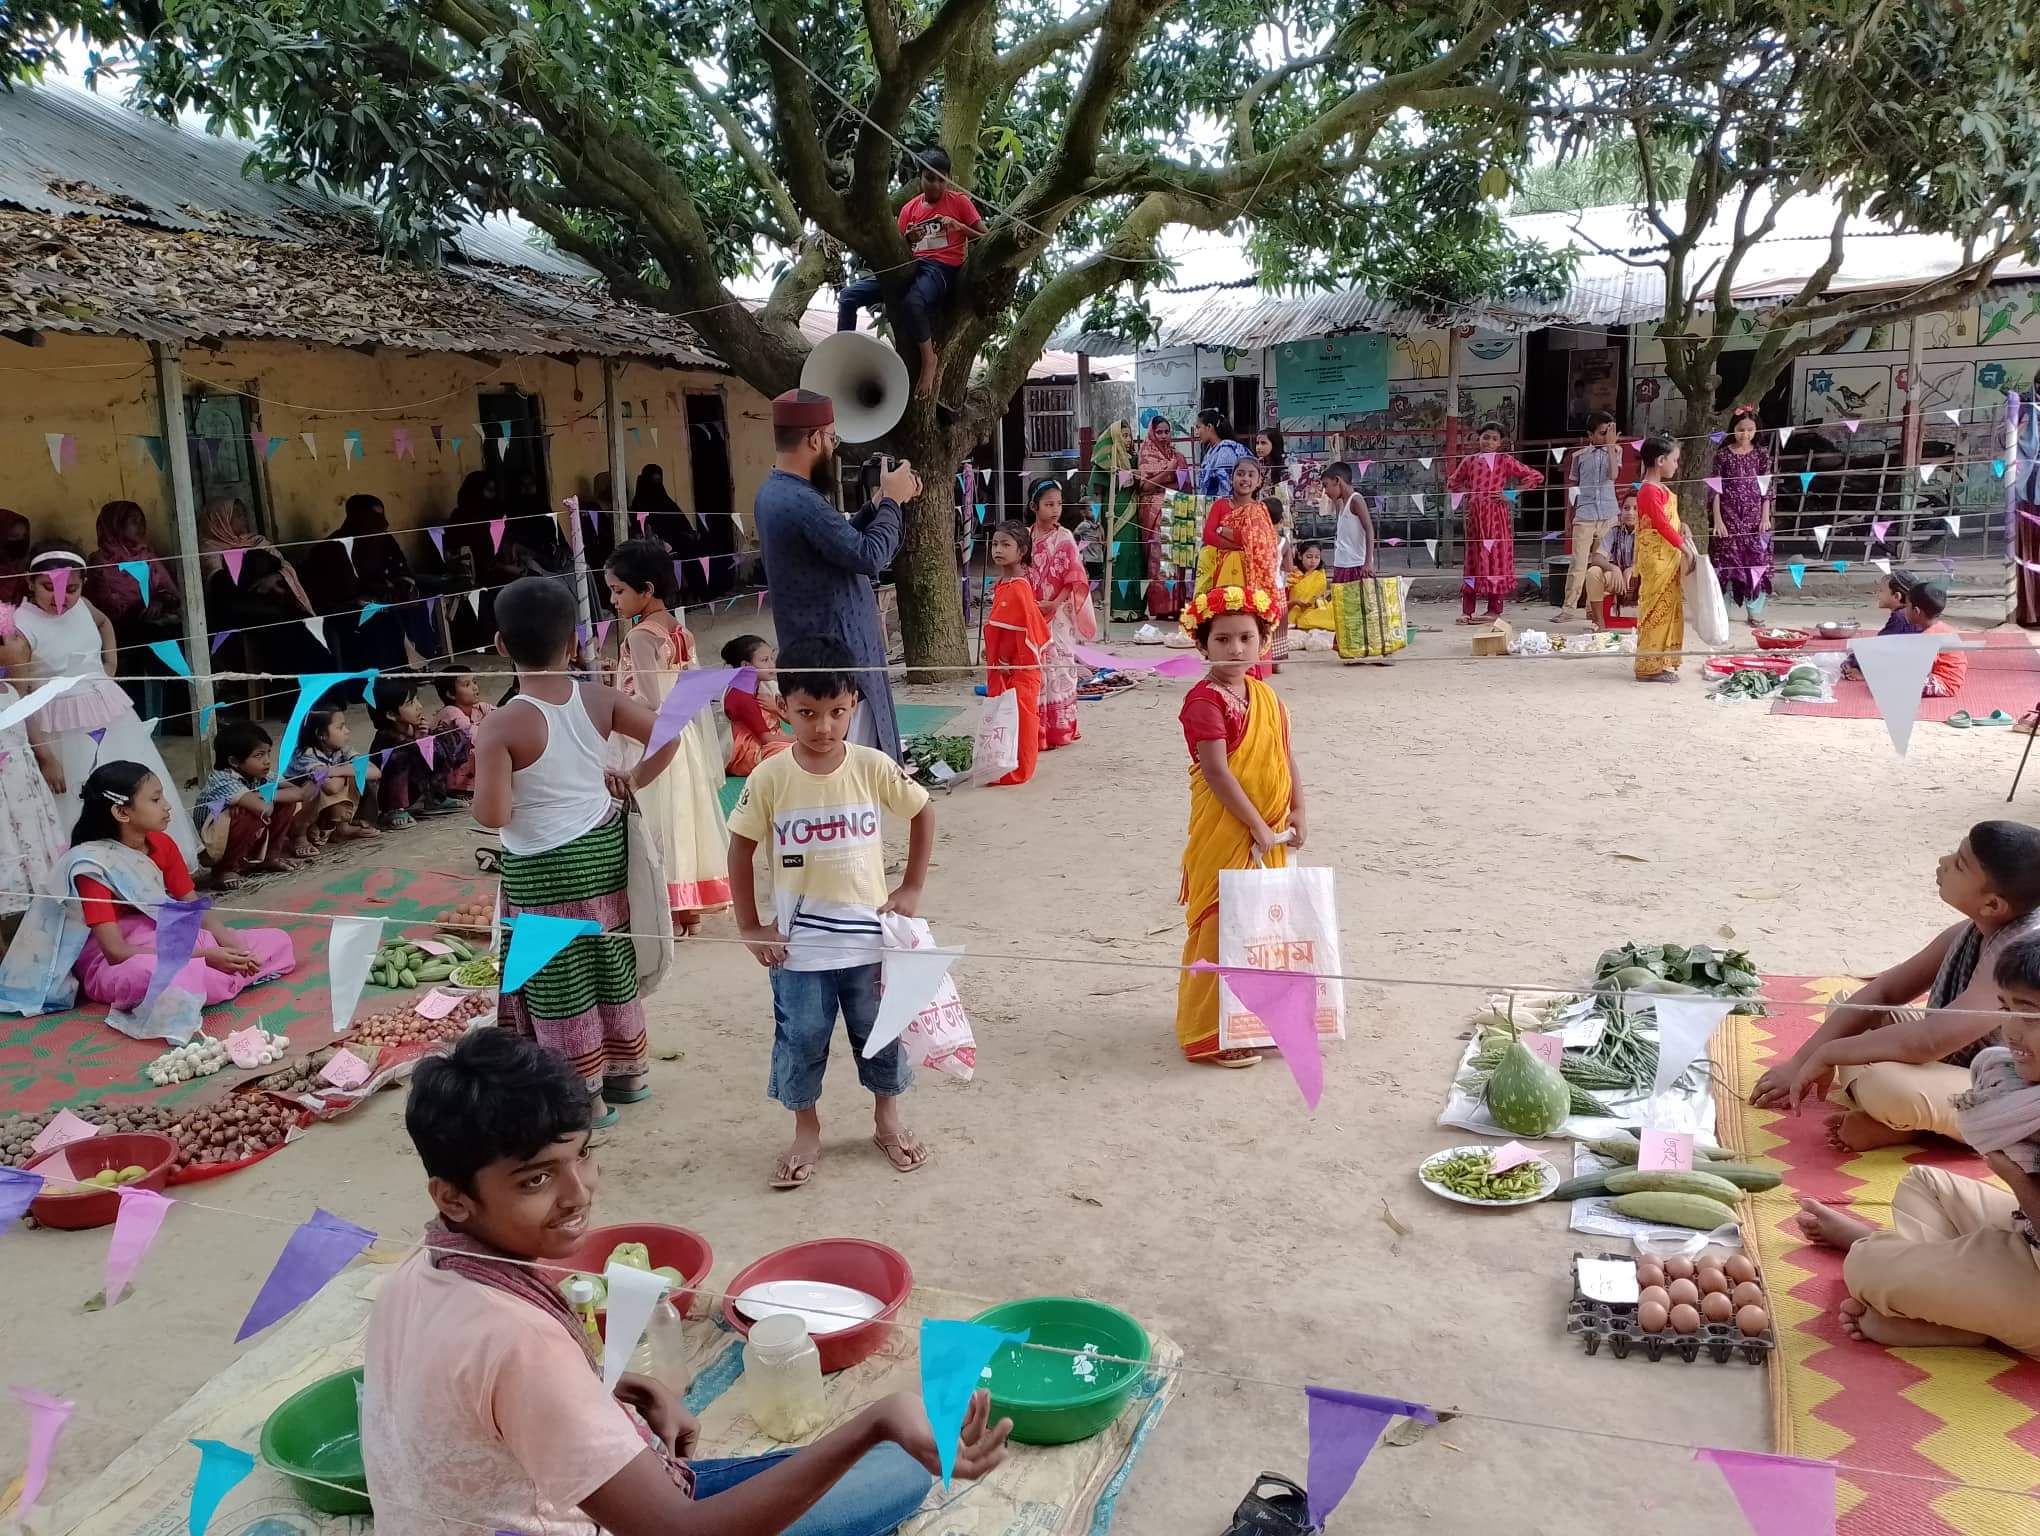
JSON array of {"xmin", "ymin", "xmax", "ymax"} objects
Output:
[{"xmin": 1511, "ymin": 141, "xmax": 1697, "ymax": 217}]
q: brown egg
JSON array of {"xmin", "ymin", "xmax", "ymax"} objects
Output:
[
  {"xmin": 1636, "ymin": 1260, "xmax": 1666, "ymax": 1289},
  {"xmin": 1664, "ymin": 1256, "xmax": 1696, "ymax": 1281},
  {"xmin": 1736, "ymin": 1304, "xmax": 1769, "ymax": 1336},
  {"xmin": 1696, "ymin": 1266, "xmax": 1729, "ymax": 1295},
  {"xmin": 1669, "ymin": 1302, "xmax": 1702, "ymax": 1334},
  {"xmin": 1637, "ymin": 1299, "xmax": 1670, "ymax": 1333},
  {"xmin": 1724, "ymin": 1254, "xmax": 1758, "ymax": 1286},
  {"xmin": 1667, "ymin": 1277, "xmax": 1700, "ymax": 1307},
  {"xmin": 1702, "ymin": 1291, "xmax": 1735, "ymax": 1324},
  {"xmin": 1731, "ymin": 1281, "xmax": 1765, "ymax": 1310},
  {"xmin": 1639, "ymin": 1284, "xmax": 1671, "ymax": 1312}
]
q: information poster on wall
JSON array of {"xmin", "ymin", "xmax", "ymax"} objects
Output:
[{"xmin": 1272, "ymin": 334, "xmax": 1389, "ymax": 416}]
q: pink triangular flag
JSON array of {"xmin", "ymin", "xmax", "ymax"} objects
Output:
[
  {"xmin": 1870, "ymin": 519, "xmax": 1891, "ymax": 544},
  {"xmin": 562, "ymin": 495, "xmax": 580, "ymax": 522},
  {"xmin": 50, "ymin": 566, "xmax": 70, "ymax": 612},
  {"xmin": 698, "ymin": 556, "xmax": 712, "ymax": 583},
  {"xmin": 1450, "ymin": 492, "xmax": 1466, "ymax": 510},
  {"xmin": 249, "ymin": 432, "xmax": 271, "ymax": 459},
  {"xmin": 103, "ymin": 1185, "xmax": 172, "ymax": 1304},
  {"xmin": 1695, "ymin": 1449, "xmax": 1835, "ymax": 1536},
  {"xmin": 1481, "ymin": 451, "xmax": 1497, "ymax": 468},
  {"xmin": 1850, "ymin": 631, "xmax": 1951, "ymax": 756},
  {"xmin": 489, "ymin": 516, "xmax": 507, "ymax": 552},
  {"xmin": 595, "ymin": 619, "xmax": 613, "ymax": 651},
  {"xmin": 1704, "ymin": 475, "xmax": 1724, "ymax": 495},
  {"xmin": 391, "ymin": 426, "xmax": 412, "ymax": 460},
  {"xmin": 1482, "ymin": 539, "xmax": 1495, "ymax": 552},
  {"xmin": 417, "ymin": 735, "xmax": 435, "ymax": 770},
  {"xmin": 1194, "ymin": 962, "xmax": 1322, "ymax": 1108},
  {"xmin": 1629, "ymin": 438, "xmax": 1644, "ymax": 451},
  {"xmin": 11, "ymin": 1387, "xmax": 73, "ymax": 1513},
  {"xmin": 1842, "ymin": 418, "xmax": 1861, "ymax": 434},
  {"xmin": 646, "ymin": 667, "xmax": 750, "ymax": 758},
  {"xmin": 223, "ymin": 547, "xmax": 246, "ymax": 584},
  {"xmin": 1355, "ymin": 459, "xmax": 1373, "ymax": 477},
  {"xmin": 635, "ymin": 509, "xmax": 651, "ymax": 533}
]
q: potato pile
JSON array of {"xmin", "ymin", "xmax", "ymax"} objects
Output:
[
  {"xmin": 167, "ymin": 1094, "xmax": 301, "ymax": 1168},
  {"xmin": 255, "ymin": 1046, "xmax": 346, "ymax": 1097},
  {"xmin": 351, "ymin": 993, "xmax": 494, "ymax": 1048},
  {"xmin": 2, "ymin": 1104, "xmax": 177, "ymax": 1168},
  {"xmin": 442, "ymin": 898, "xmax": 497, "ymax": 937}
]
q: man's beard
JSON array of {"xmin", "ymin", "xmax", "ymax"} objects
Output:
[{"xmin": 808, "ymin": 445, "xmax": 840, "ymax": 496}]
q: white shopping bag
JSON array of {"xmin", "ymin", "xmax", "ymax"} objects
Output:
[
  {"xmin": 1683, "ymin": 555, "xmax": 1732, "ymax": 647},
  {"xmin": 867, "ymin": 913, "xmax": 977, "ymax": 1080},
  {"xmin": 1216, "ymin": 864, "xmax": 1346, "ymax": 1049},
  {"xmin": 973, "ymin": 690, "xmax": 1020, "ymax": 784}
]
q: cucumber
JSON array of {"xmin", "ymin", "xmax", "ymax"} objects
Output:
[
  {"xmin": 1609, "ymin": 1192, "xmax": 1739, "ymax": 1230},
  {"xmin": 1605, "ymin": 1168, "xmax": 1745, "ymax": 1204},
  {"xmin": 1696, "ymin": 1163, "xmax": 1783, "ymax": 1191},
  {"xmin": 400, "ymin": 967, "xmax": 417, "ymax": 986},
  {"xmin": 1550, "ymin": 1171, "xmax": 1615, "ymax": 1201},
  {"xmin": 416, "ymin": 962, "xmax": 455, "ymax": 982},
  {"xmin": 1583, "ymin": 1136, "xmax": 1641, "ymax": 1165}
]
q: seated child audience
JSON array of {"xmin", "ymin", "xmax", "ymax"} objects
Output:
[
  {"xmin": 361, "ymin": 1028, "xmax": 1009, "ymax": 1536},
  {"xmin": 1286, "ymin": 544, "xmax": 1333, "ymax": 634},
  {"xmin": 1906, "ymin": 580, "xmax": 1968, "ymax": 698},
  {"xmin": 193, "ymin": 720, "xmax": 314, "ymax": 887},
  {"xmin": 371, "ymin": 679, "xmax": 453, "ymax": 828},
  {"xmin": 0, "ymin": 761, "xmax": 294, "ymax": 1038},
  {"xmin": 719, "ymin": 635, "xmax": 791, "ymax": 777},
  {"xmin": 1796, "ymin": 936, "xmax": 2040, "ymax": 1356},
  {"xmin": 1840, "ymin": 570, "xmax": 1921, "ymax": 679},
  {"xmin": 288, "ymin": 706, "xmax": 379, "ymax": 843},
  {"xmin": 431, "ymin": 665, "xmax": 493, "ymax": 799},
  {"xmin": 727, "ymin": 635, "xmax": 936, "ymax": 1188},
  {"xmin": 1751, "ymin": 821, "xmax": 2040, "ymax": 1150}
]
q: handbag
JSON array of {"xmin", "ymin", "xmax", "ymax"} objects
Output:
[
  {"xmin": 622, "ymin": 799, "xmax": 675, "ymax": 997},
  {"xmin": 1683, "ymin": 554, "xmax": 1732, "ymax": 648}
]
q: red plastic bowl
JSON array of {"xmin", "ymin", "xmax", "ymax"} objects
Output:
[
  {"xmin": 24, "ymin": 1131, "xmax": 178, "ymax": 1230},
  {"xmin": 558, "ymin": 1222, "xmax": 715, "ymax": 1319},
  {"xmin": 722, "ymin": 1238, "xmax": 913, "ymax": 1374}
]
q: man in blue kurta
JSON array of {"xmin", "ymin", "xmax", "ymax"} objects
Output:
[{"xmin": 754, "ymin": 389, "xmax": 920, "ymax": 759}]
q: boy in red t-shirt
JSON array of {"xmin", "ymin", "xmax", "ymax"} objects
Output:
[{"xmin": 836, "ymin": 146, "xmax": 983, "ymax": 400}]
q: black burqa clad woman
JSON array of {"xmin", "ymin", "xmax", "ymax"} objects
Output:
[{"xmin": 631, "ymin": 465, "xmax": 706, "ymax": 602}]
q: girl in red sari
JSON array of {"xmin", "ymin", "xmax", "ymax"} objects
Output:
[
  {"xmin": 1026, "ymin": 479, "xmax": 1096, "ymax": 748},
  {"xmin": 984, "ymin": 523, "xmax": 1049, "ymax": 786},
  {"xmin": 1446, "ymin": 424, "xmax": 1544, "ymax": 623}
]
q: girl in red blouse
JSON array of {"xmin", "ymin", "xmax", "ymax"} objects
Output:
[
  {"xmin": 719, "ymin": 635, "xmax": 793, "ymax": 776},
  {"xmin": 1446, "ymin": 424, "xmax": 1544, "ymax": 623}
]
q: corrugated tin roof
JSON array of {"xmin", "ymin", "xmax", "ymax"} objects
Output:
[{"xmin": 0, "ymin": 84, "xmax": 724, "ymax": 366}]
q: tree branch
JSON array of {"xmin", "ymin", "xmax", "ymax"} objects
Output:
[
  {"xmin": 994, "ymin": 1, "xmax": 1109, "ymax": 86},
  {"xmin": 1234, "ymin": 49, "xmax": 1334, "ymax": 157},
  {"xmin": 750, "ymin": 2, "xmax": 858, "ymax": 243},
  {"xmin": 678, "ymin": 71, "xmax": 802, "ymax": 243}
]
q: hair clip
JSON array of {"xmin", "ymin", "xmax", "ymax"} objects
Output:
[{"xmin": 101, "ymin": 789, "xmax": 130, "ymax": 805}]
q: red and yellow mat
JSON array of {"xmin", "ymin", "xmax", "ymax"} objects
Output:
[{"xmin": 1711, "ymin": 975, "xmax": 2040, "ymax": 1533}]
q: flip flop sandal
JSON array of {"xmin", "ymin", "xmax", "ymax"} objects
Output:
[
  {"xmin": 873, "ymin": 1134, "xmax": 929, "ymax": 1173},
  {"xmin": 1203, "ymin": 1050, "xmax": 1262, "ymax": 1070},
  {"xmin": 603, "ymin": 1079, "xmax": 653, "ymax": 1105},
  {"xmin": 1223, "ymin": 1473, "xmax": 1317, "ymax": 1536},
  {"xmin": 770, "ymin": 1153, "xmax": 818, "ymax": 1190},
  {"xmin": 589, "ymin": 1103, "xmax": 620, "ymax": 1131},
  {"xmin": 1979, "ymin": 710, "xmax": 2017, "ymax": 727},
  {"xmin": 385, "ymin": 811, "xmax": 418, "ymax": 830},
  {"xmin": 1948, "ymin": 711, "xmax": 1978, "ymax": 728}
]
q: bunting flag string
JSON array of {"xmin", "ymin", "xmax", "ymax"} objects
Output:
[
  {"xmin": 503, "ymin": 913, "xmax": 601, "ymax": 993},
  {"xmin": 119, "ymin": 559, "xmax": 152, "ymax": 606},
  {"xmin": 235, "ymin": 1209, "xmax": 377, "ymax": 1340}
]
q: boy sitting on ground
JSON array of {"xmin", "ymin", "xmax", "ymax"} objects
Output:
[
  {"xmin": 1796, "ymin": 936, "xmax": 2040, "ymax": 1354},
  {"xmin": 1750, "ymin": 820, "xmax": 2040, "ymax": 1151},
  {"xmin": 1904, "ymin": 580, "xmax": 1969, "ymax": 698},
  {"xmin": 362, "ymin": 1028, "xmax": 1008, "ymax": 1536}
]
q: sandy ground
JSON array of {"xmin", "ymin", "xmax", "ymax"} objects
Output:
[{"xmin": 6, "ymin": 586, "xmax": 2033, "ymax": 1535}]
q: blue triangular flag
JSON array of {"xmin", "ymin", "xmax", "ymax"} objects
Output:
[
  {"xmin": 1110, "ymin": 541, "xmax": 1121, "ymax": 557},
  {"xmin": 267, "ymin": 670, "xmax": 377, "ymax": 804},
  {"xmin": 235, "ymin": 1209, "xmax": 376, "ymax": 1341},
  {"xmin": 645, "ymin": 667, "xmax": 747, "ymax": 759},
  {"xmin": 920, "ymin": 1319, "xmax": 1029, "ymax": 1488},
  {"xmin": 1524, "ymin": 570, "xmax": 1541, "ymax": 587},
  {"xmin": 1830, "ymin": 559, "xmax": 1848, "ymax": 573},
  {"xmin": 87, "ymin": 727, "xmax": 107, "ymax": 750},
  {"xmin": 1799, "ymin": 471, "xmax": 1815, "ymax": 492},
  {"xmin": 359, "ymin": 601, "xmax": 386, "ymax": 625},
  {"xmin": 1995, "ymin": 458, "xmax": 2009, "ymax": 479},
  {"xmin": 136, "ymin": 435, "xmax": 166, "ymax": 471},
  {"xmin": 0, "ymin": 1166, "xmax": 45, "ymax": 1232},
  {"xmin": 1117, "ymin": 580, "xmax": 1132, "ymax": 597},
  {"xmin": 976, "ymin": 504, "xmax": 989, "ymax": 524},
  {"xmin": 504, "ymin": 913, "xmax": 600, "ymax": 993},
  {"xmin": 147, "ymin": 639, "xmax": 192, "ymax": 678},
  {"xmin": 1788, "ymin": 562, "xmax": 1806, "ymax": 589},
  {"xmin": 1306, "ymin": 1387, "xmax": 1435, "ymax": 1528},
  {"xmin": 1502, "ymin": 488, "xmax": 1519, "ymax": 503},
  {"xmin": 119, "ymin": 560, "xmax": 151, "ymax": 607},
  {"xmin": 354, "ymin": 756, "xmax": 370, "ymax": 795},
  {"xmin": 199, "ymin": 703, "xmax": 220, "ymax": 737},
  {"xmin": 186, "ymin": 1440, "xmax": 257, "ymax": 1536}
]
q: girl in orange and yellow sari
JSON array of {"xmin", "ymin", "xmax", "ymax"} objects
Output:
[
  {"xmin": 1633, "ymin": 435, "xmax": 1694, "ymax": 684},
  {"xmin": 1173, "ymin": 586, "xmax": 1307, "ymax": 1066}
]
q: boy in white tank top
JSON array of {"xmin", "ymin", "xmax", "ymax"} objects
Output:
[{"xmin": 472, "ymin": 578, "xmax": 682, "ymax": 1127}]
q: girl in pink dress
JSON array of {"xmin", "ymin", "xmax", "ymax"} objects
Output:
[
  {"xmin": 1025, "ymin": 479, "xmax": 1097, "ymax": 748},
  {"xmin": 1446, "ymin": 425, "xmax": 1544, "ymax": 624}
]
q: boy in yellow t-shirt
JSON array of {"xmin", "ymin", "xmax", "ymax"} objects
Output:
[{"xmin": 728, "ymin": 635, "xmax": 936, "ymax": 1190}]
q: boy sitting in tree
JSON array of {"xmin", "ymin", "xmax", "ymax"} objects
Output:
[
  {"xmin": 836, "ymin": 146, "xmax": 983, "ymax": 401},
  {"xmin": 361, "ymin": 1029, "xmax": 1009, "ymax": 1536},
  {"xmin": 1751, "ymin": 821, "xmax": 2040, "ymax": 1151}
]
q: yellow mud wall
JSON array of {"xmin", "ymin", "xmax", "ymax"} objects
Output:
[{"xmin": 0, "ymin": 332, "xmax": 771, "ymax": 566}]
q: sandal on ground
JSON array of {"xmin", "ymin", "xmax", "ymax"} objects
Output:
[
  {"xmin": 873, "ymin": 1131, "xmax": 929, "ymax": 1173},
  {"xmin": 1203, "ymin": 1049, "xmax": 1262, "ymax": 1069},
  {"xmin": 384, "ymin": 811, "xmax": 417, "ymax": 830},
  {"xmin": 589, "ymin": 1102, "xmax": 619, "ymax": 1131},
  {"xmin": 770, "ymin": 1151, "xmax": 818, "ymax": 1190},
  {"xmin": 287, "ymin": 842, "xmax": 318, "ymax": 860},
  {"xmin": 333, "ymin": 822, "xmax": 379, "ymax": 840},
  {"xmin": 209, "ymin": 871, "xmax": 246, "ymax": 892},
  {"xmin": 603, "ymin": 1077, "xmax": 652, "ymax": 1105},
  {"xmin": 1223, "ymin": 1473, "xmax": 1315, "ymax": 1536}
]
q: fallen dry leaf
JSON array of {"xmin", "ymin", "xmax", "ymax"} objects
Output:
[
  {"xmin": 1611, "ymin": 851, "xmax": 1653, "ymax": 863},
  {"xmin": 1385, "ymin": 1411, "xmax": 1458, "ymax": 1448},
  {"xmin": 1379, "ymin": 1199, "xmax": 1411, "ymax": 1237},
  {"xmin": 1068, "ymin": 1192, "xmax": 1104, "ymax": 1207}
]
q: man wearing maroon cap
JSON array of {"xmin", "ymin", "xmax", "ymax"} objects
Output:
[{"xmin": 753, "ymin": 390, "xmax": 920, "ymax": 759}]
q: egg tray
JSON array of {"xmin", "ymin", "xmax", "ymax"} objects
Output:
[{"xmin": 1566, "ymin": 1251, "xmax": 1776, "ymax": 1365}]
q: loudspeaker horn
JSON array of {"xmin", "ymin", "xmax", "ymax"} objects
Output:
[{"xmin": 800, "ymin": 331, "xmax": 910, "ymax": 443}]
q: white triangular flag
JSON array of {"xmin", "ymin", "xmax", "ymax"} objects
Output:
[
  {"xmin": 1552, "ymin": 446, "xmax": 1567, "ymax": 465},
  {"xmin": 649, "ymin": 427, "xmax": 658, "ymax": 447},
  {"xmin": 1411, "ymin": 493, "xmax": 1426, "ymax": 514},
  {"xmin": 338, "ymin": 536, "xmax": 355, "ymax": 565},
  {"xmin": 301, "ymin": 432, "xmax": 318, "ymax": 458},
  {"xmin": 1418, "ymin": 456, "xmax": 1433, "ymax": 470},
  {"xmin": 303, "ymin": 616, "xmax": 327, "ymax": 649},
  {"xmin": 1851, "ymin": 632, "xmax": 1952, "ymax": 756},
  {"xmin": 45, "ymin": 433, "xmax": 64, "ymax": 474},
  {"xmin": 466, "ymin": 589, "xmax": 482, "ymax": 616},
  {"xmin": 0, "ymin": 676, "xmax": 86, "ymax": 733},
  {"xmin": 1812, "ymin": 525, "xmax": 1830, "ymax": 552},
  {"xmin": 599, "ymin": 1261, "xmax": 669, "ymax": 1389},
  {"xmin": 1944, "ymin": 515, "xmax": 1961, "ymax": 536},
  {"xmin": 1424, "ymin": 539, "xmax": 1438, "ymax": 562},
  {"xmin": 865, "ymin": 943, "xmax": 963, "ymax": 1058},
  {"xmin": 326, "ymin": 916, "xmax": 382, "ymax": 1034},
  {"xmin": 1567, "ymin": 485, "xmax": 1579, "ymax": 504},
  {"xmin": 1647, "ymin": 997, "xmax": 1737, "ymax": 1104},
  {"xmin": 1944, "ymin": 408, "xmax": 1962, "ymax": 425},
  {"xmin": 1871, "ymin": 557, "xmax": 1891, "ymax": 575},
  {"xmin": 1778, "ymin": 425, "xmax": 1793, "ymax": 448},
  {"xmin": 1756, "ymin": 475, "xmax": 1771, "ymax": 496},
  {"xmin": 1919, "ymin": 464, "xmax": 1936, "ymax": 483}
]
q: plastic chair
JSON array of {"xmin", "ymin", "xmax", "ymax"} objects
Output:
[{"xmin": 1600, "ymin": 595, "xmax": 1637, "ymax": 631}]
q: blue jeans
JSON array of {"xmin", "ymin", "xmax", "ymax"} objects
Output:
[
  {"xmin": 767, "ymin": 963, "xmax": 912, "ymax": 1111},
  {"xmin": 690, "ymin": 1444, "xmax": 931, "ymax": 1535},
  {"xmin": 836, "ymin": 260, "xmax": 957, "ymax": 343}
]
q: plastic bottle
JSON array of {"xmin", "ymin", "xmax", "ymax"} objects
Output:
[
  {"xmin": 641, "ymin": 1291, "xmax": 690, "ymax": 1392},
  {"xmin": 742, "ymin": 1313, "xmax": 828, "ymax": 1441},
  {"xmin": 560, "ymin": 1275, "xmax": 604, "ymax": 1350}
]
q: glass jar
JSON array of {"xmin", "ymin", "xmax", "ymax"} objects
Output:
[{"xmin": 742, "ymin": 1314, "xmax": 828, "ymax": 1441}]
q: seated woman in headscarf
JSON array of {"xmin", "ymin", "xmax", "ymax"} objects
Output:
[
  {"xmin": 427, "ymin": 473, "xmax": 494, "ymax": 651},
  {"xmin": 200, "ymin": 497, "xmax": 337, "ymax": 682},
  {"xmin": 631, "ymin": 465, "xmax": 705, "ymax": 601},
  {"xmin": 304, "ymin": 494, "xmax": 435, "ymax": 677},
  {"xmin": 0, "ymin": 510, "xmax": 32, "ymax": 606},
  {"xmin": 86, "ymin": 501, "xmax": 187, "ymax": 717}
]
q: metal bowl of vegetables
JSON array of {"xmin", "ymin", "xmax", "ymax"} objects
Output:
[{"xmin": 1418, "ymin": 1145, "xmax": 1561, "ymax": 1207}]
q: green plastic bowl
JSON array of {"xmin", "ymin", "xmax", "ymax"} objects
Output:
[
  {"xmin": 261, "ymin": 1367, "xmax": 370, "ymax": 1515},
  {"xmin": 969, "ymin": 1297, "xmax": 1151, "ymax": 1445}
]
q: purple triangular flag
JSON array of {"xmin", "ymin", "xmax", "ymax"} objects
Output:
[
  {"xmin": 235, "ymin": 1208, "xmax": 376, "ymax": 1340},
  {"xmin": 210, "ymin": 628, "xmax": 238, "ymax": 656},
  {"xmin": 87, "ymin": 727, "xmax": 107, "ymax": 747},
  {"xmin": 378, "ymin": 749, "xmax": 392, "ymax": 768},
  {"xmin": 139, "ymin": 897, "xmax": 208, "ymax": 1022},
  {"xmin": 428, "ymin": 526, "xmax": 446, "ymax": 558},
  {"xmin": 1306, "ymin": 1387, "xmax": 1435, "ymax": 1527},
  {"xmin": 1192, "ymin": 962, "xmax": 1322, "ymax": 1108},
  {"xmin": 1695, "ymin": 1449, "xmax": 1836, "ymax": 1536},
  {"xmin": 418, "ymin": 735, "xmax": 435, "ymax": 770},
  {"xmin": 645, "ymin": 667, "xmax": 749, "ymax": 759},
  {"xmin": 1, "ymin": 1166, "xmax": 46, "ymax": 1231}
]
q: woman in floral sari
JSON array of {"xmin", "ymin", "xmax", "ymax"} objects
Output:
[
  {"xmin": 1634, "ymin": 435, "xmax": 1693, "ymax": 683},
  {"xmin": 1026, "ymin": 478, "xmax": 1096, "ymax": 748},
  {"xmin": 1133, "ymin": 417, "xmax": 1186, "ymax": 617}
]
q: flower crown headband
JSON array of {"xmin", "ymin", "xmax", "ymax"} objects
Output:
[{"xmin": 1180, "ymin": 584, "xmax": 1278, "ymax": 636}]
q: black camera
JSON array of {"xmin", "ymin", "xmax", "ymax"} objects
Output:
[{"xmin": 859, "ymin": 454, "xmax": 923, "ymax": 504}]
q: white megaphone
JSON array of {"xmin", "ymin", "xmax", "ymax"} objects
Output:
[{"xmin": 800, "ymin": 331, "xmax": 910, "ymax": 443}]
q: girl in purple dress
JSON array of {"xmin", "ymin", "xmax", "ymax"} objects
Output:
[{"xmin": 1709, "ymin": 406, "xmax": 1774, "ymax": 621}]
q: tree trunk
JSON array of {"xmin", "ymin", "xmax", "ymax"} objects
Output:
[
  {"xmin": 886, "ymin": 413, "xmax": 970, "ymax": 676},
  {"xmin": 1674, "ymin": 389, "xmax": 1720, "ymax": 556}
]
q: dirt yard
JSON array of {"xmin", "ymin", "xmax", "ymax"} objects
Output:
[{"xmin": 6, "ymin": 589, "xmax": 2030, "ymax": 1535}]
